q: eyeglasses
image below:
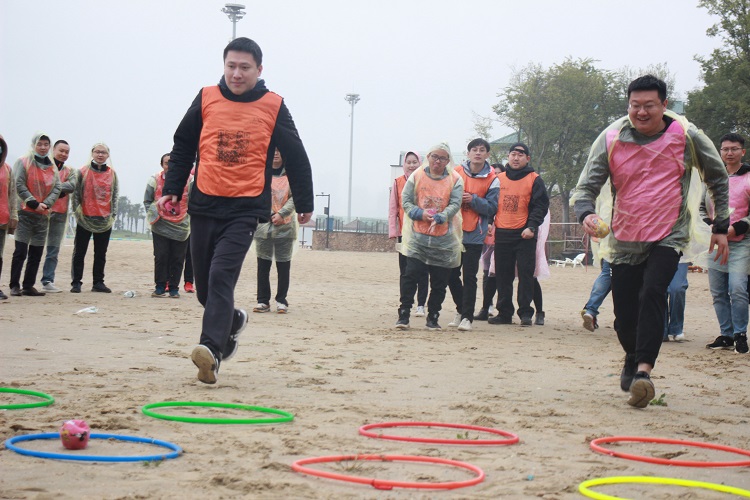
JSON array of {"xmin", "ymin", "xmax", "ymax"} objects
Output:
[
  {"xmin": 720, "ymin": 147, "xmax": 743, "ymax": 153},
  {"xmin": 628, "ymin": 103, "xmax": 661, "ymax": 112},
  {"xmin": 429, "ymin": 154, "xmax": 449, "ymax": 163},
  {"xmin": 93, "ymin": 150, "xmax": 109, "ymax": 155}
]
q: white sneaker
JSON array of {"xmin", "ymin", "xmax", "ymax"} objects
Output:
[
  {"xmin": 42, "ymin": 282, "xmax": 62, "ymax": 293},
  {"xmin": 276, "ymin": 302, "xmax": 288, "ymax": 314},
  {"xmin": 672, "ymin": 333, "xmax": 686, "ymax": 342},
  {"xmin": 253, "ymin": 303, "xmax": 270, "ymax": 313},
  {"xmin": 488, "ymin": 305, "xmax": 496, "ymax": 317},
  {"xmin": 448, "ymin": 312, "xmax": 462, "ymax": 327},
  {"xmin": 457, "ymin": 318, "xmax": 472, "ymax": 331},
  {"xmin": 415, "ymin": 306, "xmax": 426, "ymax": 317}
]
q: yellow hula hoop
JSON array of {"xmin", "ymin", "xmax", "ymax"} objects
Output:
[{"xmin": 579, "ymin": 475, "xmax": 750, "ymax": 499}]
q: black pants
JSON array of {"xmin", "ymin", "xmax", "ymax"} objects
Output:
[
  {"xmin": 481, "ymin": 270, "xmax": 497, "ymax": 310},
  {"xmin": 191, "ymin": 214, "xmax": 257, "ymax": 359},
  {"xmin": 399, "ymin": 257, "xmax": 451, "ymax": 316},
  {"xmin": 71, "ymin": 226, "xmax": 111, "ymax": 286},
  {"xmin": 398, "ymin": 244, "xmax": 427, "ymax": 306},
  {"xmin": 257, "ymin": 257, "xmax": 291, "ymax": 305},
  {"xmin": 447, "ymin": 244, "xmax": 483, "ymax": 320},
  {"xmin": 152, "ymin": 233, "xmax": 189, "ymax": 291},
  {"xmin": 10, "ymin": 241, "xmax": 44, "ymax": 289},
  {"xmin": 611, "ymin": 245, "xmax": 679, "ymax": 367},
  {"xmin": 533, "ymin": 278, "xmax": 543, "ymax": 313},
  {"xmin": 495, "ymin": 235, "xmax": 536, "ymax": 320},
  {"xmin": 183, "ymin": 235, "xmax": 194, "ymax": 284}
]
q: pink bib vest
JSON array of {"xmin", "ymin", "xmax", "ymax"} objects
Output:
[{"xmin": 727, "ymin": 172, "xmax": 750, "ymax": 242}]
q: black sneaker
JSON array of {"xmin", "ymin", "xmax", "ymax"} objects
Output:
[
  {"xmin": 22, "ymin": 287, "xmax": 45, "ymax": 296},
  {"xmin": 10, "ymin": 286, "xmax": 22, "ymax": 297},
  {"xmin": 91, "ymin": 283, "xmax": 112, "ymax": 293},
  {"xmin": 0, "ymin": 289, "xmax": 7, "ymax": 300},
  {"xmin": 70, "ymin": 283, "xmax": 81, "ymax": 293},
  {"xmin": 620, "ymin": 354, "xmax": 637, "ymax": 392},
  {"xmin": 520, "ymin": 316, "xmax": 533, "ymax": 327},
  {"xmin": 627, "ymin": 371, "xmax": 655, "ymax": 408},
  {"xmin": 488, "ymin": 315, "xmax": 512, "ymax": 325},
  {"xmin": 706, "ymin": 335, "xmax": 734, "ymax": 350},
  {"xmin": 473, "ymin": 308, "xmax": 489, "ymax": 321},
  {"xmin": 395, "ymin": 308, "xmax": 410, "ymax": 330},
  {"xmin": 735, "ymin": 333, "xmax": 749, "ymax": 354},
  {"xmin": 425, "ymin": 313, "xmax": 441, "ymax": 331},
  {"xmin": 535, "ymin": 312, "xmax": 545, "ymax": 326},
  {"xmin": 223, "ymin": 309, "xmax": 248, "ymax": 361}
]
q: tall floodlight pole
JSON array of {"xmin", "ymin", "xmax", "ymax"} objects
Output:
[
  {"xmin": 222, "ymin": 3, "xmax": 246, "ymax": 40},
  {"xmin": 345, "ymin": 93, "xmax": 360, "ymax": 222}
]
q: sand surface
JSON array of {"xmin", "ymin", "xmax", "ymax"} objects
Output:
[{"xmin": 1, "ymin": 238, "xmax": 750, "ymax": 499}]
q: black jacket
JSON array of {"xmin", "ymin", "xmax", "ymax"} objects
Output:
[
  {"xmin": 164, "ymin": 77, "xmax": 313, "ymax": 221},
  {"xmin": 495, "ymin": 165, "xmax": 549, "ymax": 239}
]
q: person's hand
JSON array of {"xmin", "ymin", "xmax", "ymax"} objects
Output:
[
  {"xmin": 35, "ymin": 203, "xmax": 49, "ymax": 214},
  {"xmin": 271, "ymin": 213, "xmax": 284, "ymax": 225},
  {"xmin": 422, "ymin": 210, "xmax": 435, "ymax": 223},
  {"xmin": 156, "ymin": 195, "xmax": 177, "ymax": 212},
  {"xmin": 582, "ymin": 213, "xmax": 602, "ymax": 236},
  {"xmin": 521, "ymin": 228, "xmax": 534, "ymax": 239},
  {"xmin": 710, "ymin": 233, "xmax": 729, "ymax": 266},
  {"xmin": 433, "ymin": 213, "xmax": 446, "ymax": 224},
  {"xmin": 297, "ymin": 213, "xmax": 312, "ymax": 224},
  {"xmin": 8, "ymin": 219, "xmax": 17, "ymax": 235},
  {"xmin": 461, "ymin": 192, "xmax": 473, "ymax": 204}
]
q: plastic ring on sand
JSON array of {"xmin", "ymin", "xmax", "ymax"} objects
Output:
[
  {"xmin": 359, "ymin": 421, "xmax": 519, "ymax": 445},
  {"xmin": 0, "ymin": 387, "xmax": 55, "ymax": 410},
  {"xmin": 291, "ymin": 454, "xmax": 484, "ymax": 490},
  {"xmin": 5, "ymin": 433, "xmax": 182, "ymax": 462},
  {"xmin": 141, "ymin": 401, "xmax": 294, "ymax": 424},
  {"xmin": 590, "ymin": 436, "xmax": 750, "ymax": 467},
  {"xmin": 579, "ymin": 475, "xmax": 750, "ymax": 499}
]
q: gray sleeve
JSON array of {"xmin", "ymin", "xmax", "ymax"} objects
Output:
[
  {"xmin": 689, "ymin": 127, "xmax": 730, "ymax": 232},
  {"xmin": 442, "ymin": 174, "xmax": 464, "ymax": 219},
  {"xmin": 573, "ymin": 129, "xmax": 612, "ymax": 223},
  {"xmin": 13, "ymin": 159, "xmax": 33, "ymax": 203}
]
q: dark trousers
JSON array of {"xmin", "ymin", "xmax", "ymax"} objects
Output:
[
  {"xmin": 611, "ymin": 245, "xmax": 679, "ymax": 367},
  {"xmin": 257, "ymin": 257, "xmax": 291, "ymax": 305},
  {"xmin": 398, "ymin": 244, "xmax": 427, "ymax": 306},
  {"xmin": 191, "ymin": 214, "xmax": 257, "ymax": 358},
  {"xmin": 495, "ymin": 235, "xmax": 536, "ymax": 320},
  {"xmin": 152, "ymin": 233, "xmax": 189, "ymax": 291},
  {"xmin": 399, "ymin": 257, "xmax": 451, "ymax": 316},
  {"xmin": 183, "ymin": 236, "xmax": 194, "ymax": 283},
  {"xmin": 533, "ymin": 278, "xmax": 543, "ymax": 313},
  {"xmin": 71, "ymin": 226, "xmax": 111, "ymax": 286},
  {"xmin": 10, "ymin": 241, "xmax": 44, "ymax": 289},
  {"xmin": 481, "ymin": 270, "xmax": 497, "ymax": 310},
  {"xmin": 447, "ymin": 244, "xmax": 483, "ymax": 320}
]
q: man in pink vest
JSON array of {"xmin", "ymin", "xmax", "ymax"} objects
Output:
[{"xmin": 574, "ymin": 75, "xmax": 730, "ymax": 408}]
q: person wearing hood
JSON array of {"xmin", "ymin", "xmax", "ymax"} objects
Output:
[
  {"xmin": 396, "ymin": 143, "xmax": 463, "ymax": 331},
  {"xmin": 158, "ymin": 37, "xmax": 314, "ymax": 385},
  {"xmin": 0, "ymin": 134, "xmax": 19, "ymax": 300},
  {"xmin": 9, "ymin": 133, "xmax": 62, "ymax": 297},
  {"xmin": 446, "ymin": 138, "xmax": 499, "ymax": 331},
  {"xmin": 388, "ymin": 150, "xmax": 428, "ymax": 317},
  {"xmin": 70, "ymin": 142, "xmax": 119, "ymax": 294},
  {"xmin": 701, "ymin": 132, "xmax": 750, "ymax": 354},
  {"xmin": 252, "ymin": 149, "xmax": 298, "ymax": 313},
  {"xmin": 40, "ymin": 140, "xmax": 76, "ymax": 293},
  {"xmin": 488, "ymin": 142, "xmax": 549, "ymax": 327}
]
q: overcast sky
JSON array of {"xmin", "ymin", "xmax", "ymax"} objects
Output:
[{"xmin": 1, "ymin": 0, "xmax": 720, "ymax": 219}]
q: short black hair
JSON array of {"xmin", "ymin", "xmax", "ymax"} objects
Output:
[
  {"xmin": 720, "ymin": 132, "xmax": 745, "ymax": 147},
  {"xmin": 160, "ymin": 153, "xmax": 170, "ymax": 165},
  {"xmin": 53, "ymin": 140, "xmax": 69, "ymax": 148},
  {"xmin": 467, "ymin": 138, "xmax": 491, "ymax": 152},
  {"xmin": 627, "ymin": 74, "xmax": 667, "ymax": 102},
  {"xmin": 223, "ymin": 37, "xmax": 263, "ymax": 66}
]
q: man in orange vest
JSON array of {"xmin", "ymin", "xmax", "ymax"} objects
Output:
[
  {"xmin": 488, "ymin": 143, "xmax": 549, "ymax": 327},
  {"xmin": 446, "ymin": 139, "xmax": 499, "ymax": 331},
  {"xmin": 0, "ymin": 134, "xmax": 18, "ymax": 300},
  {"xmin": 159, "ymin": 37, "xmax": 314, "ymax": 385}
]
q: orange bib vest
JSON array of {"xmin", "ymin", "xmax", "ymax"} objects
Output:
[
  {"xmin": 154, "ymin": 171, "xmax": 190, "ymax": 224},
  {"xmin": 21, "ymin": 158, "xmax": 57, "ymax": 214},
  {"xmin": 495, "ymin": 171, "xmax": 538, "ymax": 230},
  {"xmin": 394, "ymin": 175, "xmax": 408, "ymax": 233},
  {"xmin": 456, "ymin": 167, "xmax": 496, "ymax": 232},
  {"xmin": 197, "ymin": 86, "xmax": 283, "ymax": 198},
  {"xmin": 80, "ymin": 165, "xmax": 115, "ymax": 217},
  {"xmin": 413, "ymin": 168, "xmax": 457, "ymax": 237},
  {"xmin": 51, "ymin": 165, "xmax": 72, "ymax": 215},
  {"xmin": 0, "ymin": 163, "xmax": 10, "ymax": 225},
  {"xmin": 271, "ymin": 175, "xmax": 293, "ymax": 224}
]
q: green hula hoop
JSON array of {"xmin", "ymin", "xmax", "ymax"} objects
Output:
[
  {"xmin": 141, "ymin": 401, "xmax": 294, "ymax": 424},
  {"xmin": 579, "ymin": 475, "xmax": 750, "ymax": 499},
  {"xmin": 0, "ymin": 387, "xmax": 55, "ymax": 410}
]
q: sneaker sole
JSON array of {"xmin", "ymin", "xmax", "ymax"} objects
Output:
[
  {"xmin": 414, "ymin": 312, "xmax": 425, "ymax": 317},
  {"xmin": 253, "ymin": 307, "xmax": 270, "ymax": 313},
  {"xmin": 735, "ymin": 347, "xmax": 749, "ymax": 354},
  {"xmin": 277, "ymin": 309, "xmax": 287, "ymax": 314},
  {"xmin": 191, "ymin": 345, "xmax": 217, "ymax": 384},
  {"xmin": 395, "ymin": 324, "xmax": 410, "ymax": 330},
  {"xmin": 627, "ymin": 379, "xmax": 655, "ymax": 408},
  {"xmin": 426, "ymin": 326, "xmax": 442, "ymax": 331},
  {"xmin": 457, "ymin": 325, "xmax": 472, "ymax": 332},
  {"xmin": 707, "ymin": 345, "xmax": 734, "ymax": 350},
  {"xmin": 582, "ymin": 314, "xmax": 595, "ymax": 332},
  {"xmin": 43, "ymin": 289, "xmax": 62, "ymax": 293}
]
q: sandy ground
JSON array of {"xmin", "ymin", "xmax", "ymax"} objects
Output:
[{"xmin": 1, "ymin": 237, "xmax": 750, "ymax": 499}]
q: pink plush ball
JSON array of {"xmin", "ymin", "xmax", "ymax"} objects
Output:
[
  {"xmin": 164, "ymin": 200, "xmax": 181, "ymax": 216},
  {"xmin": 60, "ymin": 420, "xmax": 90, "ymax": 450}
]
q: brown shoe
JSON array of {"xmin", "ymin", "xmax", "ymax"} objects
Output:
[{"xmin": 22, "ymin": 287, "xmax": 46, "ymax": 296}]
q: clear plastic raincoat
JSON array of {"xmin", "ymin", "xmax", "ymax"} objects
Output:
[{"xmin": 71, "ymin": 143, "xmax": 119, "ymax": 233}]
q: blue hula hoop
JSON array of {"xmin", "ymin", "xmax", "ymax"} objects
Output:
[{"xmin": 5, "ymin": 433, "xmax": 182, "ymax": 462}]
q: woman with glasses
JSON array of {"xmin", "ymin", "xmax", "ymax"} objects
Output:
[{"xmin": 395, "ymin": 143, "xmax": 463, "ymax": 331}]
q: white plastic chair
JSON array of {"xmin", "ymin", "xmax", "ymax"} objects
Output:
[{"xmin": 571, "ymin": 253, "xmax": 586, "ymax": 268}]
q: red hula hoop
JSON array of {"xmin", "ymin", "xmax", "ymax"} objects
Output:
[
  {"xmin": 359, "ymin": 421, "xmax": 519, "ymax": 445},
  {"xmin": 291, "ymin": 454, "xmax": 484, "ymax": 490},
  {"xmin": 590, "ymin": 436, "xmax": 750, "ymax": 467}
]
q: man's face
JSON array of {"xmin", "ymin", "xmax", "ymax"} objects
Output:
[
  {"xmin": 35, "ymin": 139, "xmax": 50, "ymax": 157},
  {"xmin": 161, "ymin": 155, "xmax": 170, "ymax": 172},
  {"xmin": 53, "ymin": 143, "xmax": 70, "ymax": 163},
  {"xmin": 427, "ymin": 150, "xmax": 450, "ymax": 172},
  {"xmin": 469, "ymin": 145, "xmax": 490, "ymax": 165},
  {"xmin": 272, "ymin": 149, "xmax": 282, "ymax": 168},
  {"xmin": 92, "ymin": 146, "xmax": 110, "ymax": 164},
  {"xmin": 720, "ymin": 141, "xmax": 745, "ymax": 167},
  {"xmin": 403, "ymin": 154, "xmax": 420, "ymax": 177},
  {"xmin": 628, "ymin": 90, "xmax": 667, "ymax": 137},
  {"xmin": 224, "ymin": 50, "xmax": 262, "ymax": 96},
  {"xmin": 507, "ymin": 150, "xmax": 529, "ymax": 170}
]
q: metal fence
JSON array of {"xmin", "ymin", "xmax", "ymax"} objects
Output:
[{"xmin": 315, "ymin": 217, "xmax": 389, "ymax": 234}]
